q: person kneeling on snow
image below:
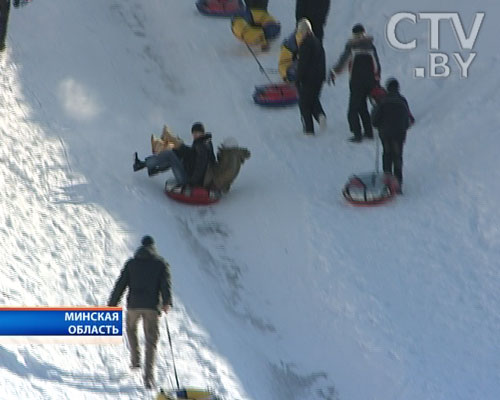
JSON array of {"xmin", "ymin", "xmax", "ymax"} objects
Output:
[
  {"xmin": 133, "ymin": 122, "xmax": 216, "ymax": 188},
  {"xmin": 205, "ymin": 137, "xmax": 251, "ymax": 193}
]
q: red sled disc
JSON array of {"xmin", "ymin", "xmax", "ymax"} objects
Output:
[
  {"xmin": 253, "ymin": 83, "xmax": 298, "ymax": 106},
  {"xmin": 164, "ymin": 180, "xmax": 221, "ymax": 205},
  {"xmin": 342, "ymin": 173, "xmax": 399, "ymax": 206},
  {"xmin": 196, "ymin": 0, "xmax": 244, "ymax": 17}
]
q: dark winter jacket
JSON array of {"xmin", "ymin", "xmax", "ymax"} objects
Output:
[
  {"xmin": 295, "ymin": 0, "xmax": 330, "ymax": 31},
  {"xmin": 175, "ymin": 133, "xmax": 216, "ymax": 186},
  {"xmin": 371, "ymin": 91, "xmax": 414, "ymax": 139},
  {"xmin": 333, "ymin": 35, "xmax": 381, "ymax": 86},
  {"xmin": 108, "ymin": 245, "xmax": 172, "ymax": 311},
  {"xmin": 296, "ymin": 33, "xmax": 326, "ymax": 88},
  {"xmin": 244, "ymin": 0, "xmax": 268, "ymax": 10}
]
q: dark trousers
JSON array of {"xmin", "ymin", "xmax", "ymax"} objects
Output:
[
  {"xmin": 348, "ymin": 83, "xmax": 373, "ymax": 137},
  {"xmin": 381, "ymin": 136, "xmax": 405, "ymax": 184},
  {"xmin": 298, "ymin": 83, "xmax": 325, "ymax": 133}
]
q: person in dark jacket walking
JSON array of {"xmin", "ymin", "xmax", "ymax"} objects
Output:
[
  {"xmin": 371, "ymin": 78, "xmax": 415, "ymax": 194},
  {"xmin": 330, "ymin": 24, "xmax": 381, "ymax": 142},
  {"xmin": 295, "ymin": 0, "xmax": 330, "ymax": 42},
  {"xmin": 296, "ymin": 18, "xmax": 326, "ymax": 135},
  {"xmin": 108, "ymin": 235, "xmax": 172, "ymax": 389},
  {"xmin": 134, "ymin": 122, "xmax": 216, "ymax": 187}
]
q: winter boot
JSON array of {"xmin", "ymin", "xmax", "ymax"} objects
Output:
[
  {"xmin": 133, "ymin": 152, "xmax": 146, "ymax": 172},
  {"xmin": 144, "ymin": 373, "xmax": 156, "ymax": 389}
]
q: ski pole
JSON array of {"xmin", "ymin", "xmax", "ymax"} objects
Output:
[
  {"xmin": 375, "ymin": 135, "xmax": 380, "ymax": 174},
  {"xmin": 245, "ymin": 43, "xmax": 273, "ymax": 84},
  {"xmin": 165, "ymin": 316, "xmax": 180, "ymax": 390}
]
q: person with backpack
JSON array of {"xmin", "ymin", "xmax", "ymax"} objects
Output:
[
  {"xmin": 134, "ymin": 122, "xmax": 216, "ymax": 188},
  {"xmin": 295, "ymin": 18, "xmax": 326, "ymax": 135},
  {"xmin": 371, "ymin": 78, "xmax": 415, "ymax": 194},
  {"xmin": 295, "ymin": 0, "xmax": 330, "ymax": 42},
  {"xmin": 329, "ymin": 24, "xmax": 381, "ymax": 142},
  {"xmin": 108, "ymin": 235, "xmax": 172, "ymax": 389}
]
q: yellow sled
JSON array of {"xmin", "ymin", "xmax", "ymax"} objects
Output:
[{"xmin": 156, "ymin": 387, "xmax": 221, "ymax": 400}]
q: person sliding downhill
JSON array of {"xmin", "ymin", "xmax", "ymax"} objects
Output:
[{"xmin": 133, "ymin": 122, "xmax": 215, "ymax": 188}]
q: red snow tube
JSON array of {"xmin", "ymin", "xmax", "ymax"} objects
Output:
[
  {"xmin": 165, "ymin": 181, "xmax": 221, "ymax": 205},
  {"xmin": 253, "ymin": 83, "xmax": 298, "ymax": 106},
  {"xmin": 196, "ymin": 0, "xmax": 244, "ymax": 17},
  {"xmin": 342, "ymin": 173, "xmax": 399, "ymax": 206}
]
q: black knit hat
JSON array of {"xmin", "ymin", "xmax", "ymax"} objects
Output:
[
  {"xmin": 352, "ymin": 24, "xmax": 365, "ymax": 34},
  {"xmin": 386, "ymin": 78, "xmax": 400, "ymax": 92},
  {"xmin": 141, "ymin": 235, "xmax": 155, "ymax": 246},
  {"xmin": 191, "ymin": 122, "xmax": 205, "ymax": 133}
]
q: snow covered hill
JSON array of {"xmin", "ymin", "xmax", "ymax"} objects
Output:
[{"xmin": 0, "ymin": 0, "xmax": 499, "ymax": 399}]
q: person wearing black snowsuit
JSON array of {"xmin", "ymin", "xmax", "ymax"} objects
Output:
[
  {"xmin": 296, "ymin": 19, "xmax": 326, "ymax": 135},
  {"xmin": 244, "ymin": 0, "xmax": 268, "ymax": 10},
  {"xmin": 331, "ymin": 24, "xmax": 381, "ymax": 142},
  {"xmin": 108, "ymin": 235, "xmax": 172, "ymax": 389},
  {"xmin": 134, "ymin": 122, "xmax": 216, "ymax": 187},
  {"xmin": 295, "ymin": 0, "xmax": 330, "ymax": 42},
  {"xmin": 371, "ymin": 78, "xmax": 415, "ymax": 193}
]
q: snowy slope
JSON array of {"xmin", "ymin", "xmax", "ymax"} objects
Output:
[{"xmin": 0, "ymin": 0, "xmax": 499, "ymax": 399}]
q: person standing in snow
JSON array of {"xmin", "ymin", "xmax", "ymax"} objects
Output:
[
  {"xmin": 371, "ymin": 78, "xmax": 415, "ymax": 194},
  {"xmin": 295, "ymin": 0, "xmax": 330, "ymax": 42},
  {"xmin": 108, "ymin": 235, "xmax": 172, "ymax": 389},
  {"xmin": 330, "ymin": 24, "xmax": 381, "ymax": 142},
  {"xmin": 296, "ymin": 18, "xmax": 326, "ymax": 135}
]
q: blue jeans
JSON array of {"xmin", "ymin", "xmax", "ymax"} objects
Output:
[{"xmin": 145, "ymin": 150, "xmax": 187, "ymax": 184}]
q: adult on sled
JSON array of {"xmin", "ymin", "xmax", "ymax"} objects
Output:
[
  {"xmin": 371, "ymin": 78, "xmax": 415, "ymax": 194},
  {"xmin": 295, "ymin": 0, "xmax": 330, "ymax": 42},
  {"xmin": 329, "ymin": 24, "xmax": 381, "ymax": 142},
  {"xmin": 295, "ymin": 18, "xmax": 326, "ymax": 135},
  {"xmin": 108, "ymin": 235, "xmax": 172, "ymax": 389},
  {"xmin": 134, "ymin": 122, "xmax": 216, "ymax": 188}
]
